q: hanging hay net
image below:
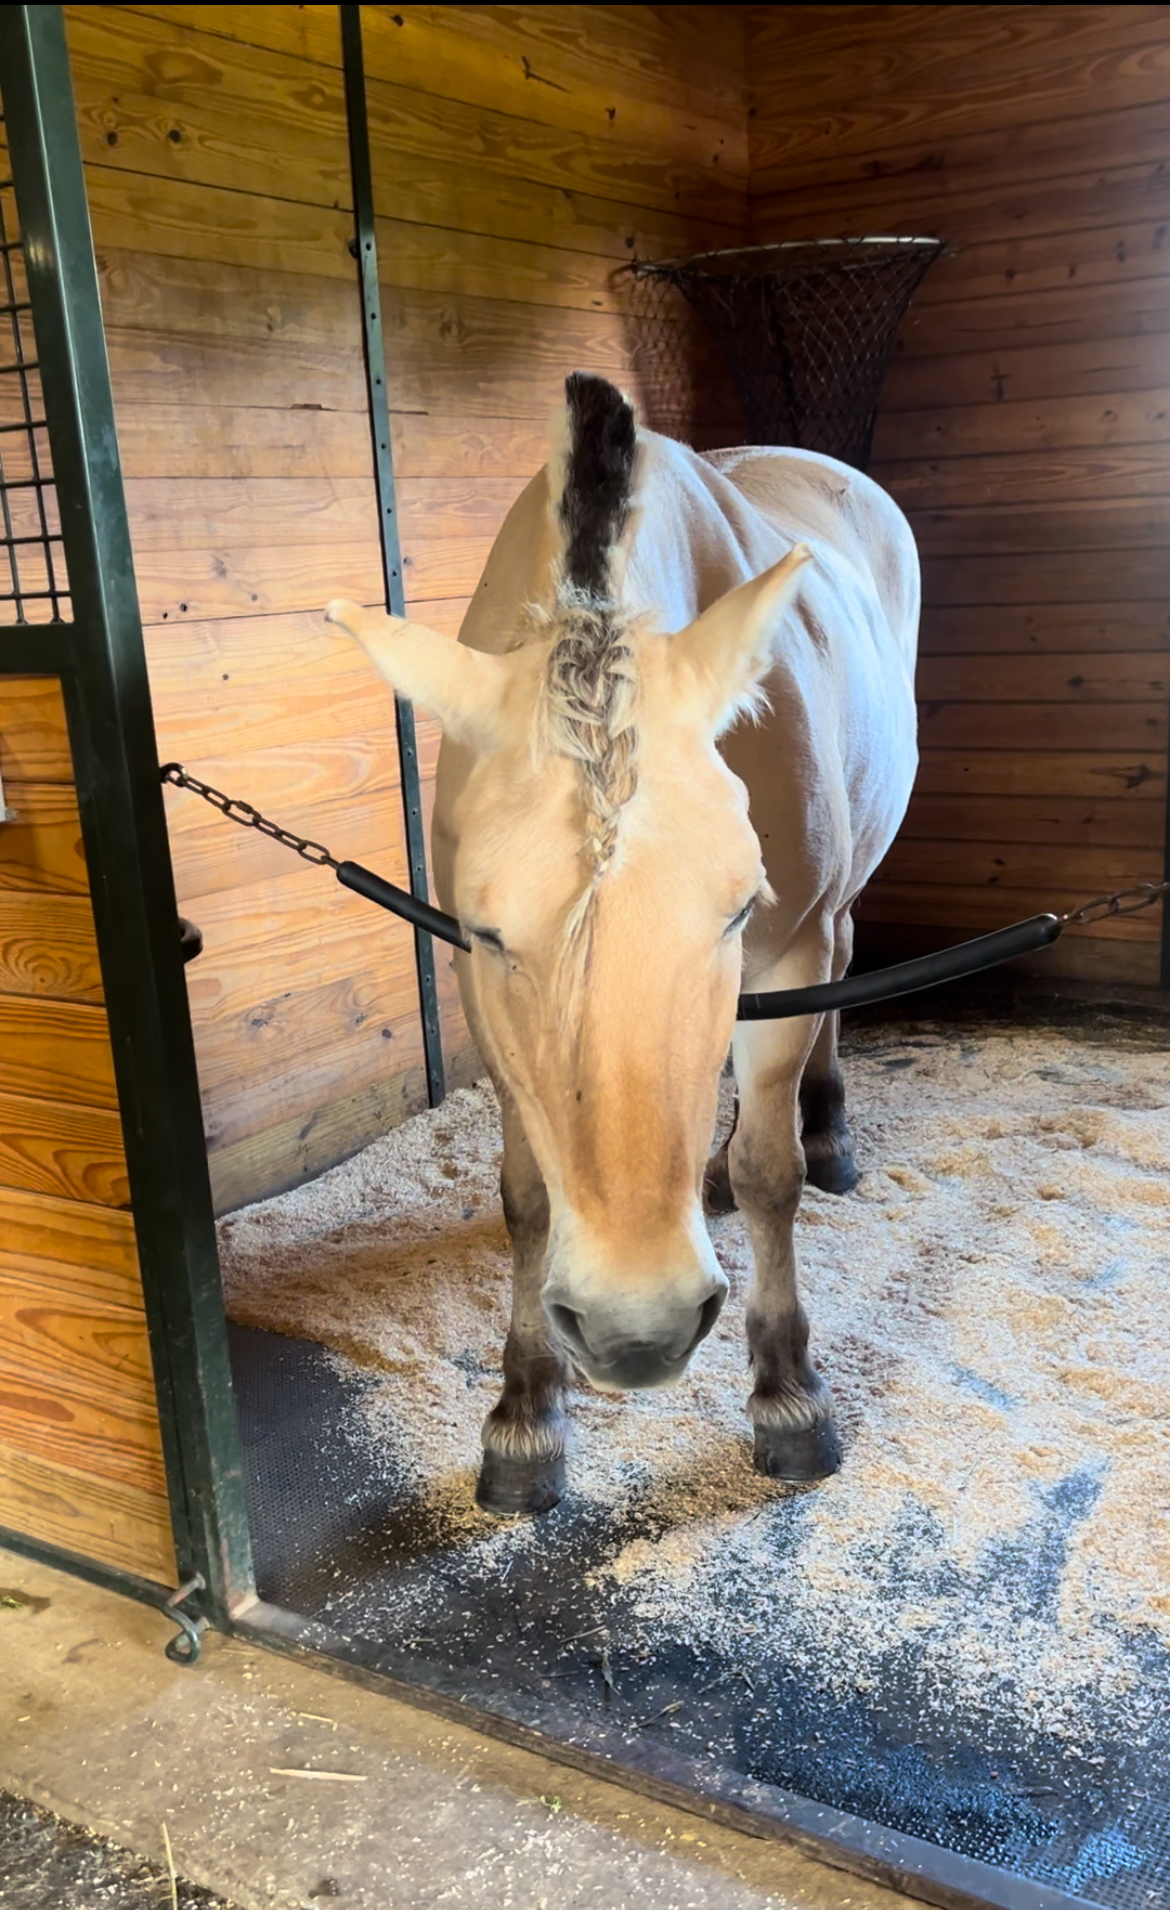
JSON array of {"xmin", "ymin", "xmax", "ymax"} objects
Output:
[{"xmin": 632, "ymin": 237, "xmax": 944, "ymax": 470}]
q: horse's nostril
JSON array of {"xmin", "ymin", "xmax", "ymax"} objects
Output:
[{"xmin": 548, "ymin": 1303, "xmax": 591, "ymax": 1356}]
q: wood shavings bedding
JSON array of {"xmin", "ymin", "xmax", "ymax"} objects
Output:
[{"xmin": 219, "ymin": 1017, "xmax": 1170, "ymax": 1752}]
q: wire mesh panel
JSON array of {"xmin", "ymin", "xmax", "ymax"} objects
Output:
[
  {"xmin": 621, "ymin": 266, "xmax": 730, "ymax": 443},
  {"xmin": 633, "ymin": 237, "xmax": 944, "ymax": 470},
  {"xmin": 0, "ymin": 114, "xmax": 69, "ymax": 624}
]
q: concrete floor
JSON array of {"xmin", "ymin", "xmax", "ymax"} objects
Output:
[{"xmin": 0, "ymin": 1545, "xmax": 921, "ymax": 1910}]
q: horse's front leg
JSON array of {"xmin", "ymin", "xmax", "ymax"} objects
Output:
[
  {"xmin": 799, "ymin": 909, "xmax": 859, "ymax": 1195},
  {"xmin": 476, "ymin": 1089, "xmax": 570, "ymax": 1517},
  {"xmin": 730, "ymin": 1000, "xmax": 842, "ymax": 1483}
]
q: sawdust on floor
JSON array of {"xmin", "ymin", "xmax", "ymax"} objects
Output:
[{"xmin": 219, "ymin": 1018, "xmax": 1170, "ymax": 1751}]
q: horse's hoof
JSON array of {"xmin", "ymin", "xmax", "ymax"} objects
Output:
[
  {"xmin": 476, "ymin": 1450, "xmax": 565, "ymax": 1517},
  {"xmin": 803, "ymin": 1147, "xmax": 860, "ymax": 1196},
  {"xmin": 753, "ymin": 1417, "xmax": 841, "ymax": 1482}
]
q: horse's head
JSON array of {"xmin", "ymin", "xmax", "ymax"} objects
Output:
[{"xmin": 327, "ymin": 378, "xmax": 809, "ymax": 1392}]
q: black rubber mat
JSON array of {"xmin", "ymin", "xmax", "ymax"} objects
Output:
[{"xmin": 229, "ymin": 1322, "xmax": 1170, "ymax": 1910}]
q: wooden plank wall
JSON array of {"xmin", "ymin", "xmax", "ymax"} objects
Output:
[
  {"xmin": 64, "ymin": 3, "xmax": 748, "ymax": 1211},
  {"xmin": 746, "ymin": 3, "xmax": 1170, "ymax": 984},
  {"xmin": 0, "ymin": 679, "xmax": 177, "ymax": 1582}
]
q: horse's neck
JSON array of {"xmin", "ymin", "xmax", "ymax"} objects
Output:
[{"xmin": 623, "ymin": 437, "xmax": 790, "ymax": 633}]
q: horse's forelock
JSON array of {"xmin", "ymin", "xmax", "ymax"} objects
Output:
[{"xmin": 544, "ymin": 375, "xmax": 642, "ymax": 889}]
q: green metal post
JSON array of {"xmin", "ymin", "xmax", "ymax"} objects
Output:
[{"xmin": 0, "ymin": 5, "xmax": 254, "ymax": 1628}]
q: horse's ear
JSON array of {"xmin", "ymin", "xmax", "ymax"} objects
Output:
[
  {"xmin": 670, "ymin": 544, "xmax": 812, "ymax": 734},
  {"xmin": 325, "ymin": 601, "xmax": 509, "ymax": 748}
]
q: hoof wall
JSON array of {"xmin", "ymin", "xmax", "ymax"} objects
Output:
[
  {"xmin": 753, "ymin": 1417, "xmax": 841, "ymax": 1483},
  {"xmin": 476, "ymin": 1450, "xmax": 565, "ymax": 1517},
  {"xmin": 804, "ymin": 1148, "xmax": 860, "ymax": 1196}
]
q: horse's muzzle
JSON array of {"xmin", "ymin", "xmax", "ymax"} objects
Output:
[{"xmin": 546, "ymin": 1286, "xmax": 726, "ymax": 1391}]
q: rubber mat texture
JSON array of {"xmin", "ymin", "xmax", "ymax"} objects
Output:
[{"xmin": 230, "ymin": 1324, "xmax": 1170, "ymax": 1910}]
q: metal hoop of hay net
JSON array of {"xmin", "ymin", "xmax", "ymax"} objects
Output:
[{"xmin": 632, "ymin": 237, "xmax": 945, "ymax": 470}]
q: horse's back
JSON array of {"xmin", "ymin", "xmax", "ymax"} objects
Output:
[{"xmin": 703, "ymin": 444, "xmax": 919, "ymax": 673}]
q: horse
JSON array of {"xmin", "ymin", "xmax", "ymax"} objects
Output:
[{"xmin": 326, "ymin": 371, "xmax": 919, "ymax": 1517}]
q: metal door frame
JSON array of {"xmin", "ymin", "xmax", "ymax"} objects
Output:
[{"xmin": 0, "ymin": 4, "xmax": 253, "ymax": 1636}]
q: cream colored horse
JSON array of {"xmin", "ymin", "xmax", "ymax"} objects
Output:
[{"xmin": 327, "ymin": 373, "xmax": 918, "ymax": 1515}]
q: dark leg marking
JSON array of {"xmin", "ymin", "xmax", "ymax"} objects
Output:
[
  {"xmin": 800, "ymin": 1061, "xmax": 860, "ymax": 1196},
  {"xmin": 730, "ymin": 1005, "xmax": 843, "ymax": 1485},
  {"xmin": 477, "ymin": 1100, "xmax": 569, "ymax": 1517}
]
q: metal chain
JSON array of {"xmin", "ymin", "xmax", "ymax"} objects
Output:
[
  {"xmin": 1059, "ymin": 879, "xmax": 1170, "ymax": 927},
  {"xmin": 160, "ymin": 763, "xmax": 339, "ymax": 870},
  {"xmin": 161, "ymin": 761, "xmax": 1169, "ymax": 928}
]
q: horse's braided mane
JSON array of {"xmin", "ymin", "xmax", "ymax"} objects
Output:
[{"xmin": 543, "ymin": 372, "xmax": 640, "ymax": 883}]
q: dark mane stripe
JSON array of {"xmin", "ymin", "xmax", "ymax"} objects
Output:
[{"xmin": 558, "ymin": 372, "xmax": 638, "ymax": 602}]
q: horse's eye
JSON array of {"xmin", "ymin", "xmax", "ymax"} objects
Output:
[
  {"xmin": 470, "ymin": 926, "xmax": 505, "ymax": 954},
  {"xmin": 725, "ymin": 899, "xmax": 756, "ymax": 938}
]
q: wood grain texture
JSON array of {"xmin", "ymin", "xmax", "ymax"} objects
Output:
[
  {"xmin": 751, "ymin": 154, "xmax": 1170, "ymax": 255},
  {"xmin": 0, "ymin": 1091, "xmax": 130, "ymax": 1208},
  {"xmin": 882, "ymin": 450, "xmax": 1170, "ymax": 511},
  {"xmin": 0, "ymin": 783, "xmax": 88, "ymax": 895},
  {"xmin": 0, "ymin": 1353, "xmax": 167, "ymax": 1497},
  {"xmin": 0, "ymin": 1270, "xmax": 154, "ymax": 1409},
  {"xmin": 916, "ymin": 604, "xmax": 1170, "ymax": 658},
  {"xmin": 99, "ymin": 273, "xmax": 724, "ymax": 424},
  {"xmin": 0, "ymin": 678, "xmax": 72, "ymax": 782},
  {"xmin": 208, "ymin": 1039, "xmax": 477, "ymax": 1214},
  {"xmin": 87, "ymin": 161, "xmax": 684, "ymax": 318},
  {"xmin": 915, "ymin": 748, "xmax": 1166, "ymax": 802},
  {"xmin": 917, "ymin": 702, "xmax": 1165, "ymax": 752},
  {"xmin": 900, "ymin": 793, "xmax": 1165, "ymax": 850},
  {"xmin": 0, "ymin": 1438, "xmax": 175, "ymax": 1582},
  {"xmin": 822, "ymin": 17, "xmax": 1170, "ymax": 1001},
  {"xmin": 62, "ymin": 1, "xmax": 751, "ymax": 1201},
  {"xmin": 917, "ymin": 653, "xmax": 1169, "ymax": 703},
  {"xmin": 875, "ymin": 836, "xmax": 1160, "ymax": 897},
  {"xmin": 884, "ymin": 332, "xmax": 1170, "ymax": 413},
  {"xmin": 747, "ymin": 6, "xmax": 1170, "ymax": 174},
  {"xmin": 920, "ymin": 553, "xmax": 1170, "ymax": 607},
  {"xmin": 0, "ymin": 893, "xmax": 103, "ymax": 1003},
  {"xmin": 851, "ymin": 918, "xmax": 1163, "ymax": 987},
  {"xmin": 873, "ymin": 391, "xmax": 1170, "ymax": 462},
  {"xmin": 144, "ymin": 612, "xmax": 400, "ymax": 765},
  {"xmin": 69, "ymin": 6, "xmax": 746, "ymax": 240},
  {"xmin": 120, "ymin": 475, "xmax": 527, "ymax": 552},
  {"xmin": 858, "ymin": 881, "xmax": 1161, "ymax": 943},
  {"xmin": 123, "ymin": 4, "xmax": 748, "ymax": 186},
  {"xmin": 914, "ymin": 500, "xmax": 1170, "ymax": 557},
  {"xmin": 0, "ymin": 999, "xmax": 120, "ymax": 1110},
  {"xmin": 0, "ymin": 1189, "xmax": 145, "ymax": 1326}
]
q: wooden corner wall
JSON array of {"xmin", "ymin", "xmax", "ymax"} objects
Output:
[
  {"xmin": 746, "ymin": 3, "xmax": 1169, "ymax": 985},
  {"xmin": 61, "ymin": 4, "xmax": 1164, "ymax": 1230},
  {"xmin": 64, "ymin": 3, "xmax": 749, "ymax": 1210}
]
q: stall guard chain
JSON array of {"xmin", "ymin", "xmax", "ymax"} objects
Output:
[{"xmin": 160, "ymin": 763, "xmax": 1169, "ymax": 1017}]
